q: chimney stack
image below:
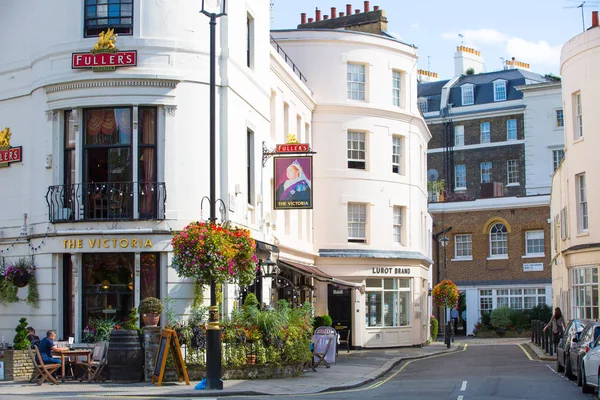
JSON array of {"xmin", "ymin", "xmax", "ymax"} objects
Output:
[
  {"xmin": 417, "ymin": 69, "xmax": 439, "ymax": 83},
  {"xmin": 301, "ymin": 13, "xmax": 306, "ymax": 24},
  {"xmin": 355, "ymin": 9, "xmax": 360, "ymax": 14},
  {"xmin": 505, "ymin": 57, "xmax": 530, "ymax": 71},
  {"xmin": 346, "ymin": 4, "xmax": 352, "ymax": 15},
  {"xmin": 324, "ymin": 15, "xmax": 329, "ymax": 20},
  {"xmin": 331, "ymin": 7, "xmax": 337, "ymax": 18},
  {"xmin": 593, "ymin": 11, "xmax": 599, "ymax": 28},
  {"xmin": 454, "ymin": 45, "xmax": 485, "ymax": 76},
  {"xmin": 308, "ymin": 17, "xmax": 314, "ymax": 23},
  {"xmin": 364, "ymin": 1, "xmax": 370, "ymax": 12},
  {"xmin": 339, "ymin": 12, "xmax": 345, "ymax": 17},
  {"xmin": 374, "ymin": 5, "xmax": 379, "ymax": 10},
  {"xmin": 316, "ymin": 8, "xmax": 321, "ymax": 21}
]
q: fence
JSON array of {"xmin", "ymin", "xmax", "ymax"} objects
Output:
[
  {"xmin": 180, "ymin": 341, "xmax": 259, "ymax": 368},
  {"xmin": 531, "ymin": 319, "xmax": 554, "ymax": 355}
]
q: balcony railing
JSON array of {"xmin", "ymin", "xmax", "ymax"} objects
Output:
[
  {"xmin": 46, "ymin": 182, "xmax": 166, "ymax": 223},
  {"xmin": 270, "ymin": 35, "xmax": 308, "ymax": 83}
]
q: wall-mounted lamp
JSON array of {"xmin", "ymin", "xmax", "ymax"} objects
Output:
[
  {"xmin": 260, "ymin": 256, "xmax": 279, "ymax": 276},
  {"xmin": 101, "ymin": 280, "xmax": 110, "ymax": 290}
]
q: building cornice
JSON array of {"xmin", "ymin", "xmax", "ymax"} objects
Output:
[
  {"xmin": 319, "ymin": 248, "xmax": 433, "ymax": 265},
  {"xmin": 428, "ymin": 139, "xmax": 524, "ymax": 154},
  {"xmin": 44, "ymin": 78, "xmax": 179, "ymax": 93},
  {"xmin": 428, "ymin": 195, "xmax": 550, "ymax": 213},
  {"xmin": 425, "ymin": 104, "xmax": 525, "ymax": 124}
]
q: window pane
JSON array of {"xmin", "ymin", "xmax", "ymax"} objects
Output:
[
  {"xmin": 399, "ymin": 291, "xmax": 410, "ymax": 325},
  {"xmin": 384, "ymin": 278, "xmax": 398, "ymax": 290},
  {"xmin": 367, "ymin": 292, "xmax": 382, "ymax": 326},
  {"xmin": 366, "ymin": 278, "xmax": 382, "ymax": 288},
  {"xmin": 384, "ymin": 291, "xmax": 399, "ymax": 326}
]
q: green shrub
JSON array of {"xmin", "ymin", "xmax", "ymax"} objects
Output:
[
  {"xmin": 481, "ymin": 312, "xmax": 491, "ymax": 327},
  {"xmin": 243, "ymin": 293, "xmax": 259, "ymax": 310},
  {"xmin": 509, "ymin": 309, "xmax": 530, "ymax": 330},
  {"xmin": 529, "ymin": 304, "xmax": 552, "ymax": 324},
  {"xmin": 313, "ymin": 315, "xmax": 332, "ymax": 330},
  {"xmin": 430, "ymin": 316, "xmax": 439, "ymax": 339},
  {"xmin": 490, "ymin": 307, "xmax": 512, "ymax": 329},
  {"xmin": 13, "ymin": 317, "xmax": 30, "ymax": 350},
  {"xmin": 123, "ymin": 307, "xmax": 140, "ymax": 331},
  {"xmin": 139, "ymin": 297, "xmax": 163, "ymax": 314}
]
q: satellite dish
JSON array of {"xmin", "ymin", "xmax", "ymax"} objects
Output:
[{"xmin": 427, "ymin": 169, "xmax": 439, "ymax": 182}]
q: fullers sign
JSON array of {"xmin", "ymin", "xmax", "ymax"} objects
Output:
[
  {"xmin": 72, "ymin": 28, "xmax": 136, "ymax": 71},
  {"xmin": 0, "ymin": 127, "xmax": 22, "ymax": 168}
]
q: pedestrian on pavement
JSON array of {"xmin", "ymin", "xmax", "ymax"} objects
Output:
[
  {"xmin": 543, "ymin": 307, "xmax": 566, "ymax": 345},
  {"xmin": 450, "ymin": 307, "xmax": 459, "ymax": 335}
]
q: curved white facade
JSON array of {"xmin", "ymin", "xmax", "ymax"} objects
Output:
[{"xmin": 271, "ymin": 30, "xmax": 432, "ymax": 347}]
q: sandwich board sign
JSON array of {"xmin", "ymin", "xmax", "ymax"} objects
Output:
[{"xmin": 313, "ymin": 326, "xmax": 337, "ymax": 365}]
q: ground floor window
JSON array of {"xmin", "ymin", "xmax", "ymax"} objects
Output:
[
  {"xmin": 479, "ymin": 287, "xmax": 546, "ymax": 316},
  {"xmin": 572, "ymin": 267, "xmax": 599, "ymax": 320},
  {"xmin": 366, "ymin": 278, "xmax": 411, "ymax": 327}
]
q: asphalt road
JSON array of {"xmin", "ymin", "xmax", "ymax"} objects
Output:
[{"xmin": 1, "ymin": 343, "xmax": 595, "ymax": 400}]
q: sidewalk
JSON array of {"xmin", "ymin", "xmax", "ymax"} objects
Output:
[
  {"xmin": 0, "ymin": 341, "xmax": 460, "ymax": 397},
  {"xmin": 523, "ymin": 340, "xmax": 556, "ymax": 361}
]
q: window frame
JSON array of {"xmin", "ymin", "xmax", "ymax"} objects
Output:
[
  {"xmin": 480, "ymin": 122, "xmax": 490, "ymax": 144},
  {"xmin": 553, "ymin": 149, "xmax": 565, "ymax": 172},
  {"xmin": 347, "ymin": 131, "xmax": 366, "ymax": 170},
  {"xmin": 574, "ymin": 92, "xmax": 583, "ymax": 139},
  {"xmin": 489, "ymin": 223, "xmax": 508, "ymax": 258},
  {"xmin": 454, "ymin": 164, "xmax": 466, "ymax": 190},
  {"xmin": 392, "ymin": 206, "xmax": 403, "ymax": 245},
  {"xmin": 493, "ymin": 80, "xmax": 507, "ymax": 102},
  {"xmin": 525, "ymin": 230, "xmax": 544, "ymax": 257},
  {"xmin": 347, "ymin": 63, "xmax": 366, "ymax": 101},
  {"xmin": 84, "ymin": 0, "xmax": 134, "ymax": 38},
  {"xmin": 392, "ymin": 70, "xmax": 402, "ymax": 107},
  {"xmin": 461, "ymin": 84, "xmax": 474, "ymax": 105},
  {"xmin": 454, "ymin": 234, "xmax": 472, "ymax": 259},
  {"xmin": 454, "ymin": 125, "xmax": 464, "ymax": 147},
  {"xmin": 572, "ymin": 267, "xmax": 599, "ymax": 320},
  {"xmin": 555, "ymin": 109, "xmax": 564, "ymax": 128},
  {"xmin": 480, "ymin": 161, "xmax": 492, "ymax": 183},
  {"xmin": 418, "ymin": 98, "xmax": 428, "ymax": 114},
  {"xmin": 392, "ymin": 136, "xmax": 402, "ymax": 174},
  {"xmin": 366, "ymin": 278, "xmax": 411, "ymax": 327},
  {"xmin": 506, "ymin": 159, "xmax": 519, "ymax": 185},
  {"xmin": 348, "ymin": 203, "xmax": 367, "ymax": 243},
  {"xmin": 506, "ymin": 119, "xmax": 517, "ymax": 141},
  {"xmin": 246, "ymin": 13, "xmax": 255, "ymax": 69},
  {"xmin": 577, "ymin": 173, "xmax": 588, "ymax": 232}
]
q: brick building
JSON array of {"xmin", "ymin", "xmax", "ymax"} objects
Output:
[{"xmin": 418, "ymin": 46, "xmax": 563, "ymax": 335}]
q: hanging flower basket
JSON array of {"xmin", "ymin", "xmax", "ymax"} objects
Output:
[
  {"xmin": 432, "ymin": 279, "xmax": 460, "ymax": 309},
  {"xmin": 5, "ymin": 258, "xmax": 34, "ymax": 288},
  {"xmin": 171, "ymin": 222, "xmax": 258, "ymax": 287}
]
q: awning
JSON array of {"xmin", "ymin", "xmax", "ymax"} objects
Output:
[
  {"xmin": 330, "ymin": 277, "xmax": 363, "ymax": 291},
  {"xmin": 255, "ymin": 240, "xmax": 280, "ymax": 254},
  {"xmin": 278, "ymin": 260, "xmax": 332, "ymax": 282}
]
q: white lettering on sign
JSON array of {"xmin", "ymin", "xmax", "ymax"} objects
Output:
[
  {"xmin": 523, "ymin": 263, "xmax": 544, "ymax": 272},
  {"xmin": 371, "ymin": 267, "xmax": 411, "ymax": 275}
]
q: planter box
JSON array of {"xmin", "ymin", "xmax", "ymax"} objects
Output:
[{"xmin": 0, "ymin": 350, "xmax": 33, "ymax": 381}]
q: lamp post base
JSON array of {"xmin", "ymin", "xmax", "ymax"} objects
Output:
[{"xmin": 206, "ymin": 304, "xmax": 222, "ymax": 390}]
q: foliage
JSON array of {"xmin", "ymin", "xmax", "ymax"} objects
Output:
[
  {"xmin": 313, "ymin": 315, "xmax": 333, "ymax": 330},
  {"xmin": 164, "ymin": 296, "xmax": 178, "ymax": 329},
  {"xmin": 0, "ymin": 259, "xmax": 39, "ymax": 307},
  {"xmin": 427, "ymin": 179, "xmax": 446, "ymax": 201},
  {"xmin": 25, "ymin": 272, "xmax": 39, "ymax": 308},
  {"xmin": 528, "ymin": 304, "xmax": 552, "ymax": 324},
  {"xmin": 243, "ymin": 293, "xmax": 259, "ymax": 310},
  {"xmin": 481, "ymin": 312, "xmax": 491, "ymax": 327},
  {"xmin": 139, "ymin": 297, "xmax": 163, "ymax": 314},
  {"xmin": 0, "ymin": 275, "xmax": 19, "ymax": 305},
  {"xmin": 430, "ymin": 315, "xmax": 439, "ymax": 339},
  {"xmin": 490, "ymin": 306, "xmax": 512, "ymax": 329},
  {"xmin": 509, "ymin": 309, "xmax": 530, "ymax": 330},
  {"xmin": 171, "ymin": 221, "xmax": 258, "ymax": 287},
  {"xmin": 123, "ymin": 307, "xmax": 140, "ymax": 331},
  {"xmin": 189, "ymin": 304, "xmax": 209, "ymax": 326},
  {"xmin": 466, "ymin": 67, "xmax": 475, "ymax": 75},
  {"xmin": 13, "ymin": 317, "xmax": 31, "ymax": 350},
  {"xmin": 82, "ymin": 317, "xmax": 118, "ymax": 343},
  {"xmin": 192, "ymin": 280, "xmax": 204, "ymax": 308},
  {"xmin": 432, "ymin": 280, "xmax": 460, "ymax": 309},
  {"xmin": 544, "ymin": 73, "xmax": 561, "ymax": 82},
  {"xmin": 4, "ymin": 258, "xmax": 34, "ymax": 287}
]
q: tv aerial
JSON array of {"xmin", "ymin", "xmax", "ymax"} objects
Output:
[{"xmin": 564, "ymin": 1, "xmax": 600, "ymax": 32}]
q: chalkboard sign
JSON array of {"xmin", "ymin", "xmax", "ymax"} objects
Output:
[
  {"xmin": 313, "ymin": 326, "xmax": 337, "ymax": 365},
  {"xmin": 151, "ymin": 329, "xmax": 190, "ymax": 386}
]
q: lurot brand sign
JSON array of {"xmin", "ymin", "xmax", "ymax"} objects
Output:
[
  {"xmin": 370, "ymin": 267, "xmax": 411, "ymax": 275},
  {"xmin": 72, "ymin": 28, "xmax": 137, "ymax": 71}
]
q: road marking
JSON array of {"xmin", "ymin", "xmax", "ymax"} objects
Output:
[
  {"xmin": 517, "ymin": 343, "xmax": 534, "ymax": 361},
  {"xmin": 460, "ymin": 380, "xmax": 467, "ymax": 391},
  {"xmin": 458, "ymin": 396, "xmax": 464, "ymax": 400}
]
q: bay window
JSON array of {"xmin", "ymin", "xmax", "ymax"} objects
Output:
[{"xmin": 366, "ymin": 278, "xmax": 411, "ymax": 327}]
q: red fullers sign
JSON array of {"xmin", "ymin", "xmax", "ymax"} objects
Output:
[
  {"xmin": 72, "ymin": 51, "xmax": 137, "ymax": 71},
  {"xmin": 276, "ymin": 143, "xmax": 310, "ymax": 153},
  {"xmin": 0, "ymin": 146, "xmax": 22, "ymax": 167}
]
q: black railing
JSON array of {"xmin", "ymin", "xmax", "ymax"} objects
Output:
[
  {"xmin": 46, "ymin": 182, "xmax": 166, "ymax": 223},
  {"xmin": 531, "ymin": 319, "xmax": 554, "ymax": 355},
  {"xmin": 270, "ymin": 35, "xmax": 308, "ymax": 83}
]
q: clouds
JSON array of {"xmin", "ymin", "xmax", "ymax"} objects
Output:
[{"xmin": 441, "ymin": 28, "xmax": 561, "ymax": 69}]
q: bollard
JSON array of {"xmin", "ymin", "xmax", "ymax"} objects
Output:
[{"xmin": 531, "ymin": 320, "xmax": 534, "ymax": 343}]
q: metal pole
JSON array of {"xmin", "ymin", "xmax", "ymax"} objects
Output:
[{"xmin": 206, "ymin": 12, "xmax": 223, "ymax": 391}]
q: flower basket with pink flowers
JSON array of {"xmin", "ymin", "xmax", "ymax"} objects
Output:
[{"xmin": 432, "ymin": 279, "xmax": 460, "ymax": 309}]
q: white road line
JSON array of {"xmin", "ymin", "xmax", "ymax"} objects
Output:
[
  {"xmin": 458, "ymin": 396, "xmax": 464, "ymax": 400},
  {"xmin": 460, "ymin": 380, "xmax": 467, "ymax": 391}
]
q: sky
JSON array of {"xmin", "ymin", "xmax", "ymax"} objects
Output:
[{"xmin": 270, "ymin": 0, "xmax": 598, "ymax": 79}]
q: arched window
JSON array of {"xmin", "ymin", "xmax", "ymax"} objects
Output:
[{"xmin": 490, "ymin": 223, "xmax": 508, "ymax": 257}]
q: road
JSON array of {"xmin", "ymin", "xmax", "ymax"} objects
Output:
[{"xmin": 1, "ymin": 342, "xmax": 594, "ymax": 400}]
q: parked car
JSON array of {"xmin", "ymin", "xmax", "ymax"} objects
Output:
[
  {"xmin": 580, "ymin": 333, "xmax": 600, "ymax": 394},
  {"xmin": 556, "ymin": 319, "xmax": 589, "ymax": 378},
  {"xmin": 571, "ymin": 322, "xmax": 600, "ymax": 386}
]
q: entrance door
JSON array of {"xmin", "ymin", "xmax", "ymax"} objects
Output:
[{"xmin": 328, "ymin": 286, "xmax": 352, "ymax": 343}]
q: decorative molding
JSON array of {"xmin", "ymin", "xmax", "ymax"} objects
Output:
[
  {"xmin": 163, "ymin": 105, "xmax": 177, "ymax": 116},
  {"xmin": 45, "ymin": 79, "xmax": 178, "ymax": 93},
  {"xmin": 133, "ymin": 106, "xmax": 139, "ymax": 130},
  {"xmin": 45, "ymin": 110, "xmax": 58, "ymax": 122}
]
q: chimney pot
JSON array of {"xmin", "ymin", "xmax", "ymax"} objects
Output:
[
  {"xmin": 346, "ymin": 4, "xmax": 352, "ymax": 15},
  {"xmin": 324, "ymin": 15, "xmax": 329, "ymax": 20},
  {"xmin": 331, "ymin": 7, "xmax": 337, "ymax": 18},
  {"xmin": 316, "ymin": 8, "xmax": 321, "ymax": 21},
  {"xmin": 339, "ymin": 12, "xmax": 345, "ymax": 17},
  {"xmin": 593, "ymin": 11, "xmax": 599, "ymax": 27},
  {"xmin": 355, "ymin": 9, "xmax": 360, "ymax": 14},
  {"xmin": 364, "ymin": 1, "xmax": 370, "ymax": 12},
  {"xmin": 308, "ymin": 17, "xmax": 314, "ymax": 23},
  {"xmin": 374, "ymin": 5, "xmax": 379, "ymax": 10},
  {"xmin": 301, "ymin": 13, "xmax": 307, "ymax": 24}
]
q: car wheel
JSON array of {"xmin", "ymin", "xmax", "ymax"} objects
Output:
[
  {"xmin": 582, "ymin": 364, "xmax": 594, "ymax": 393},
  {"xmin": 566, "ymin": 356, "xmax": 575, "ymax": 380},
  {"xmin": 556, "ymin": 354, "xmax": 565, "ymax": 373},
  {"xmin": 577, "ymin": 359, "xmax": 583, "ymax": 386}
]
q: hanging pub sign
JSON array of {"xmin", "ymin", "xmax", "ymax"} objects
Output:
[
  {"xmin": 274, "ymin": 156, "xmax": 313, "ymax": 210},
  {"xmin": 72, "ymin": 28, "xmax": 137, "ymax": 71},
  {"xmin": 0, "ymin": 128, "xmax": 22, "ymax": 168}
]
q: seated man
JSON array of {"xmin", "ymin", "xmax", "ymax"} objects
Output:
[
  {"xmin": 27, "ymin": 327, "xmax": 40, "ymax": 346},
  {"xmin": 36, "ymin": 330, "xmax": 66, "ymax": 366}
]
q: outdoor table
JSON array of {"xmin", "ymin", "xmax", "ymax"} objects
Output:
[{"xmin": 53, "ymin": 349, "xmax": 91, "ymax": 382}]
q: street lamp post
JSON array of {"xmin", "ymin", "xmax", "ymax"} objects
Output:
[
  {"xmin": 200, "ymin": 0, "xmax": 227, "ymax": 391},
  {"xmin": 439, "ymin": 235, "xmax": 450, "ymax": 345}
]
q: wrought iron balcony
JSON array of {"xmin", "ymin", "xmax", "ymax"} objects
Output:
[{"xmin": 46, "ymin": 182, "xmax": 166, "ymax": 223}]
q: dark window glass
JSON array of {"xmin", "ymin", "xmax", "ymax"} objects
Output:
[{"xmin": 84, "ymin": 0, "xmax": 133, "ymax": 37}]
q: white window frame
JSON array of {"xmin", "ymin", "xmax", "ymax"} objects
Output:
[
  {"xmin": 574, "ymin": 92, "xmax": 583, "ymax": 139},
  {"xmin": 555, "ymin": 109, "xmax": 564, "ymax": 128},
  {"xmin": 480, "ymin": 162, "xmax": 492, "ymax": 183},
  {"xmin": 479, "ymin": 289, "xmax": 493, "ymax": 316},
  {"xmin": 553, "ymin": 149, "xmax": 565, "ymax": 172},
  {"xmin": 393, "ymin": 206, "xmax": 403, "ymax": 244},
  {"xmin": 366, "ymin": 278, "xmax": 411, "ymax": 327},
  {"xmin": 493, "ymin": 80, "xmax": 507, "ymax": 101},
  {"xmin": 347, "ymin": 131, "xmax": 366, "ymax": 170},
  {"xmin": 392, "ymin": 70, "xmax": 402, "ymax": 107},
  {"xmin": 577, "ymin": 173, "xmax": 588, "ymax": 232},
  {"xmin": 461, "ymin": 84, "xmax": 474, "ymax": 105},
  {"xmin": 454, "ymin": 234, "xmax": 472, "ymax": 259},
  {"xmin": 348, "ymin": 203, "xmax": 367, "ymax": 243},
  {"xmin": 347, "ymin": 63, "xmax": 366, "ymax": 101},
  {"xmin": 497, "ymin": 288, "xmax": 546, "ymax": 311},
  {"xmin": 392, "ymin": 136, "xmax": 402, "ymax": 174},
  {"xmin": 418, "ymin": 98, "xmax": 428, "ymax": 113},
  {"xmin": 525, "ymin": 230, "xmax": 544, "ymax": 257},
  {"xmin": 572, "ymin": 267, "xmax": 599, "ymax": 320},
  {"xmin": 489, "ymin": 223, "xmax": 508, "ymax": 258},
  {"xmin": 454, "ymin": 125, "xmax": 464, "ymax": 147},
  {"xmin": 507, "ymin": 119, "xmax": 517, "ymax": 141},
  {"xmin": 454, "ymin": 164, "xmax": 466, "ymax": 190},
  {"xmin": 507, "ymin": 159, "xmax": 519, "ymax": 185},
  {"xmin": 480, "ymin": 122, "xmax": 490, "ymax": 144}
]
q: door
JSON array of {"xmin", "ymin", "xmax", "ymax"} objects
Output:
[{"xmin": 328, "ymin": 286, "xmax": 351, "ymax": 344}]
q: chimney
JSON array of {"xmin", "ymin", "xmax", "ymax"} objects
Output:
[
  {"xmin": 346, "ymin": 4, "xmax": 352, "ymax": 15},
  {"xmin": 355, "ymin": 9, "xmax": 360, "ymax": 14},
  {"xmin": 301, "ymin": 13, "xmax": 306, "ymax": 24},
  {"xmin": 417, "ymin": 69, "xmax": 439, "ymax": 83},
  {"xmin": 593, "ymin": 11, "xmax": 599, "ymax": 28},
  {"xmin": 316, "ymin": 8, "xmax": 321, "ymax": 21},
  {"xmin": 339, "ymin": 12, "xmax": 345, "ymax": 17},
  {"xmin": 374, "ymin": 5, "xmax": 379, "ymax": 10},
  {"xmin": 331, "ymin": 7, "xmax": 337, "ymax": 18},
  {"xmin": 364, "ymin": 1, "xmax": 370, "ymax": 12},
  {"xmin": 505, "ymin": 57, "xmax": 530, "ymax": 71},
  {"xmin": 454, "ymin": 45, "xmax": 485, "ymax": 76},
  {"xmin": 308, "ymin": 17, "xmax": 314, "ymax": 23},
  {"xmin": 324, "ymin": 15, "xmax": 329, "ymax": 20}
]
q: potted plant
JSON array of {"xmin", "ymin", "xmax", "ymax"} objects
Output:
[
  {"xmin": 139, "ymin": 297, "xmax": 163, "ymax": 326},
  {"xmin": 5, "ymin": 258, "xmax": 34, "ymax": 288}
]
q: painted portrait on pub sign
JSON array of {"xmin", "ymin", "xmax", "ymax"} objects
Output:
[{"xmin": 273, "ymin": 156, "xmax": 313, "ymax": 210}]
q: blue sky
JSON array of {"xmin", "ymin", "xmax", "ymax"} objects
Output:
[{"xmin": 271, "ymin": 0, "xmax": 597, "ymax": 79}]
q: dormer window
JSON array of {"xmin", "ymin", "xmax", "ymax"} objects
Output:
[
  {"xmin": 418, "ymin": 98, "xmax": 428, "ymax": 113},
  {"xmin": 493, "ymin": 80, "xmax": 507, "ymax": 102},
  {"xmin": 461, "ymin": 84, "xmax": 474, "ymax": 106}
]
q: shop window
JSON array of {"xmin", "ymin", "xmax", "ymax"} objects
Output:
[
  {"xmin": 572, "ymin": 267, "xmax": 599, "ymax": 319},
  {"xmin": 140, "ymin": 253, "xmax": 160, "ymax": 300},
  {"xmin": 365, "ymin": 278, "xmax": 411, "ymax": 327},
  {"xmin": 84, "ymin": 0, "xmax": 133, "ymax": 38}
]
